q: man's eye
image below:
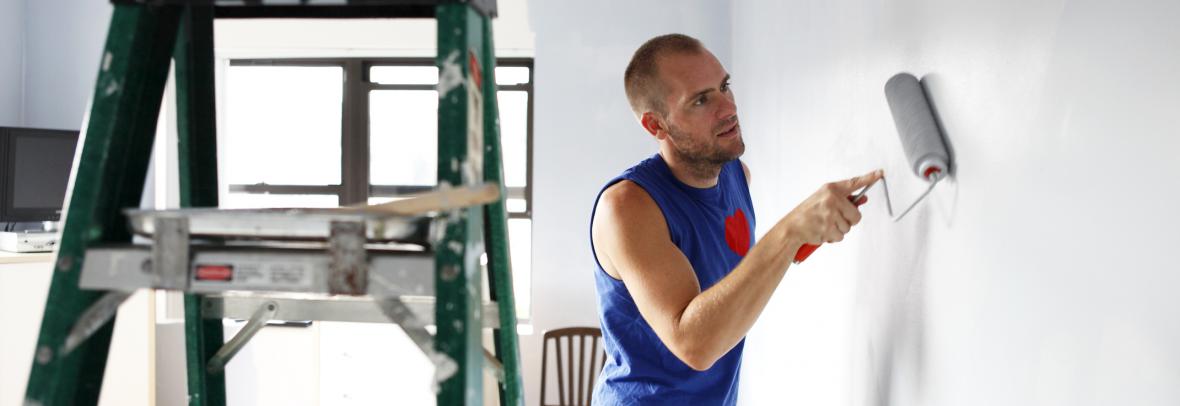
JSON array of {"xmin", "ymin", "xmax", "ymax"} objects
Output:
[
  {"xmin": 722, "ymin": 81, "xmax": 731, "ymax": 92},
  {"xmin": 694, "ymin": 96, "xmax": 707, "ymax": 106}
]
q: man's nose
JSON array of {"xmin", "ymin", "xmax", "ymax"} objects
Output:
[{"xmin": 717, "ymin": 92, "xmax": 737, "ymax": 119}]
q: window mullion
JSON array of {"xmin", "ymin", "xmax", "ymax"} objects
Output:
[{"xmin": 341, "ymin": 59, "xmax": 369, "ymax": 206}]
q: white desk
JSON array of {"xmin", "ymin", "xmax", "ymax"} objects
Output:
[
  {"xmin": 0, "ymin": 249, "xmax": 154, "ymax": 406},
  {"xmin": 0, "ymin": 256, "xmax": 53, "ymax": 406},
  {"xmin": 0, "ymin": 251, "xmax": 53, "ymax": 265}
]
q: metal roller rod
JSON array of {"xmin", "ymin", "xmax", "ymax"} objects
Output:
[{"xmin": 878, "ymin": 174, "xmax": 943, "ymax": 223}]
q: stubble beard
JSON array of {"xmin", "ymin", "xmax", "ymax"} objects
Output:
[{"xmin": 666, "ymin": 122, "xmax": 745, "ymax": 179}]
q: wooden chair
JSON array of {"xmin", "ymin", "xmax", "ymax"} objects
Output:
[{"xmin": 540, "ymin": 327, "xmax": 605, "ymax": 406}]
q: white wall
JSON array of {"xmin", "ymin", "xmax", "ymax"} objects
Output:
[
  {"xmin": 22, "ymin": 0, "xmax": 111, "ymax": 130},
  {"xmin": 732, "ymin": 0, "xmax": 1180, "ymax": 405},
  {"xmin": 526, "ymin": 1, "xmax": 730, "ymax": 404},
  {"xmin": 0, "ymin": 0, "xmax": 23, "ymax": 126}
]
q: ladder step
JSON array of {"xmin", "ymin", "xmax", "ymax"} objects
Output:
[
  {"xmin": 80, "ymin": 245, "xmax": 434, "ymax": 296},
  {"xmin": 122, "ymin": 182, "xmax": 500, "ymax": 243},
  {"xmin": 125, "ymin": 208, "xmax": 434, "ymax": 244}
]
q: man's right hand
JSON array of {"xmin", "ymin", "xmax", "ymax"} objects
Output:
[{"xmin": 780, "ymin": 169, "xmax": 884, "ymax": 249}]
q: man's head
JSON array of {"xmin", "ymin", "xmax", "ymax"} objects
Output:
[{"xmin": 624, "ymin": 34, "xmax": 744, "ymax": 171}]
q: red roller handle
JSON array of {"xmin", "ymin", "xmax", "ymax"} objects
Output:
[
  {"xmin": 793, "ymin": 193, "xmax": 869, "ymax": 264},
  {"xmin": 794, "ymin": 242, "xmax": 822, "ymax": 263}
]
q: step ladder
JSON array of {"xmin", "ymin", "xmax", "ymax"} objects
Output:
[{"xmin": 22, "ymin": 1, "xmax": 523, "ymax": 405}]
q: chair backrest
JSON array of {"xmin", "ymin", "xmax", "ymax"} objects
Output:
[{"xmin": 540, "ymin": 327, "xmax": 605, "ymax": 406}]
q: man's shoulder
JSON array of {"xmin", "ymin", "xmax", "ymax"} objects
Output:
[{"xmin": 599, "ymin": 180, "xmax": 659, "ymax": 219}]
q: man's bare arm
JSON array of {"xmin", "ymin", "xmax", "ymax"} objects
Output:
[{"xmin": 592, "ymin": 170, "xmax": 881, "ymax": 370}]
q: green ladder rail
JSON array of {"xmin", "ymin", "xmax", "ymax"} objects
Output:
[{"xmin": 22, "ymin": 1, "xmax": 523, "ymax": 405}]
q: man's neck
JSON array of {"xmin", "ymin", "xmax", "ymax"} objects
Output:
[{"xmin": 659, "ymin": 150, "xmax": 722, "ymax": 189}]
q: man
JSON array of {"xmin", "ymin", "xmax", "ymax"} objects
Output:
[{"xmin": 589, "ymin": 34, "xmax": 883, "ymax": 404}]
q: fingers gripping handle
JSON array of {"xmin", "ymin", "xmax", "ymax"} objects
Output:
[{"xmin": 793, "ymin": 190, "xmax": 870, "ymax": 264}]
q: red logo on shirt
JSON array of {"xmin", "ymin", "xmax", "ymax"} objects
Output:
[{"xmin": 724, "ymin": 208, "xmax": 750, "ymax": 257}]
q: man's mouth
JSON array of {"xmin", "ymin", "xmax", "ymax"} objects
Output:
[{"xmin": 716, "ymin": 122, "xmax": 739, "ymax": 138}]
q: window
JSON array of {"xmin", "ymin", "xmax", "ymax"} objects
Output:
[{"xmin": 221, "ymin": 58, "xmax": 534, "ymax": 317}]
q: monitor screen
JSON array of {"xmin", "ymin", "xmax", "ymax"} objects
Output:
[{"xmin": 1, "ymin": 127, "xmax": 79, "ymax": 222}]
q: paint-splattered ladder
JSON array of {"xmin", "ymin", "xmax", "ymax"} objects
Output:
[{"xmin": 23, "ymin": 1, "xmax": 523, "ymax": 405}]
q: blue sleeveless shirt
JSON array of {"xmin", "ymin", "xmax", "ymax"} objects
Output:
[{"xmin": 590, "ymin": 154, "xmax": 756, "ymax": 405}]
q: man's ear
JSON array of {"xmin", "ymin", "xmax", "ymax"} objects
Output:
[{"xmin": 640, "ymin": 111, "xmax": 666, "ymax": 139}]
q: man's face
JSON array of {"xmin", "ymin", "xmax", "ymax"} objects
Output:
[{"xmin": 654, "ymin": 50, "xmax": 744, "ymax": 167}]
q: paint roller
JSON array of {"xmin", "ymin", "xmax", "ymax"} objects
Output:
[
  {"xmin": 884, "ymin": 73, "xmax": 950, "ymax": 185},
  {"xmin": 793, "ymin": 72, "xmax": 951, "ymax": 263}
]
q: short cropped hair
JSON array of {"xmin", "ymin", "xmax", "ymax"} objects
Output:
[{"xmin": 624, "ymin": 34, "xmax": 706, "ymax": 116}]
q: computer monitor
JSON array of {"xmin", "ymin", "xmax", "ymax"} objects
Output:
[{"xmin": 0, "ymin": 127, "xmax": 79, "ymax": 223}]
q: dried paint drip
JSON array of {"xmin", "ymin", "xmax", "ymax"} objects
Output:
[
  {"xmin": 437, "ymin": 51, "xmax": 464, "ymax": 98},
  {"xmin": 103, "ymin": 79, "xmax": 120, "ymax": 96},
  {"xmin": 430, "ymin": 352, "xmax": 460, "ymax": 393}
]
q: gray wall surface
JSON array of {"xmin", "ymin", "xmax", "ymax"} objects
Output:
[
  {"xmin": 22, "ymin": 0, "xmax": 111, "ymax": 130},
  {"xmin": 731, "ymin": 0, "xmax": 1180, "ymax": 405},
  {"xmin": 0, "ymin": 0, "xmax": 24, "ymax": 127},
  {"xmin": 527, "ymin": 0, "xmax": 730, "ymax": 403}
]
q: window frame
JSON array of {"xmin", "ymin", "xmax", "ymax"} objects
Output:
[{"xmin": 224, "ymin": 57, "xmax": 534, "ymax": 219}]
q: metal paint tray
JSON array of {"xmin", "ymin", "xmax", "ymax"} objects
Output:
[{"xmin": 124, "ymin": 207, "xmax": 437, "ymax": 245}]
